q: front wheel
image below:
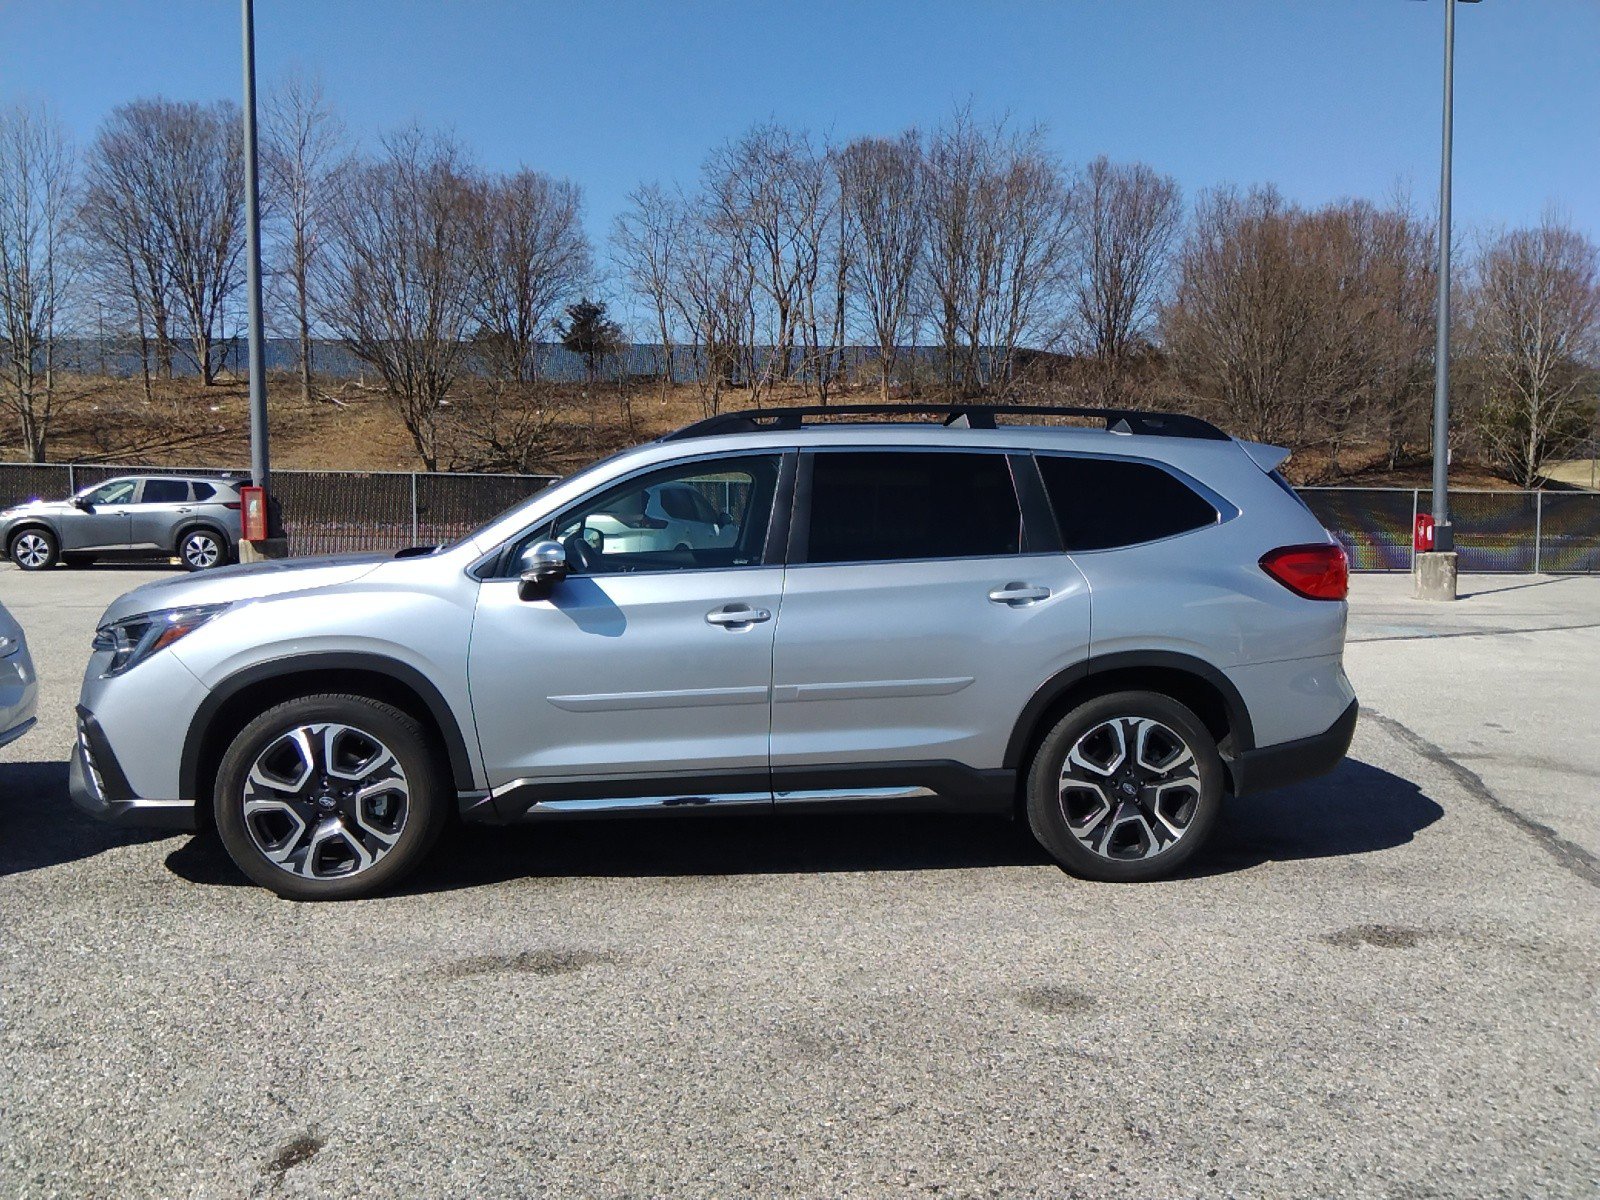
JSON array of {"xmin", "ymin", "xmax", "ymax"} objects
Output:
[
  {"xmin": 178, "ymin": 528, "xmax": 227, "ymax": 571},
  {"xmin": 1025, "ymin": 690, "xmax": 1224, "ymax": 882},
  {"xmin": 10, "ymin": 528, "xmax": 58, "ymax": 571},
  {"xmin": 213, "ymin": 694, "xmax": 449, "ymax": 900}
]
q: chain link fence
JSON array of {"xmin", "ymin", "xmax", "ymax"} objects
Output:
[{"xmin": 2, "ymin": 464, "xmax": 1597, "ymax": 573}]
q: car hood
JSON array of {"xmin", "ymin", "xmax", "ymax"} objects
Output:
[
  {"xmin": 0, "ymin": 498, "xmax": 74, "ymax": 519},
  {"xmin": 97, "ymin": 552, "xmax": 392, "ymax": 627}
]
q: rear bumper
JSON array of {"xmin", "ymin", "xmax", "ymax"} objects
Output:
[
  {"xmin": 70, "ymin": 707, "xmax": 197, "ymax": 830},
  {"xmin": 1225, "ymin": 699, "xmax": 1358, "ymax": 797}
]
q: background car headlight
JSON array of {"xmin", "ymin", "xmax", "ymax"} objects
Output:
[
  {"xmin": 91, "ymin": 603, "xmax": 231, "ymax": 676},
  {"xmin": 0, "ymin": 634, "xmax": 17, "ymax": 658}
]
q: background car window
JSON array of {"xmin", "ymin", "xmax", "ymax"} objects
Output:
[
  {"xmin": 1036, "ymin": 455, "xmax": 1219, "ymax": 551},
  {"xmin": 529, "ymin": 454, "xmax": 780, "ymax": 575},
  {"xmin": 804, "ymin": 451, "xmax": 1021, "ymax": 564},
  {"xmin": 140, "ymin": 479, "xmax": 188, "ymax": 504},
  {"xmin": 191, "ymin": 482, "xmax": 216, "ymax": 501},
  {"xmin": 83, "ymin": 480, "xmax": 135, "ymax": 506}
]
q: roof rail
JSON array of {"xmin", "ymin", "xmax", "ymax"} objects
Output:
[{"xmin": 660, "ymin": 403, "xmax": 1230, "ymax": 442}]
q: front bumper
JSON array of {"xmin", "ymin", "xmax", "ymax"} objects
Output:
[
  {"xmin": 1224, "ymin": 698, "xmax": 1359, "ymax": 797},
  {"xmin": 70, "ymin": 707, "xmax": 197, "ymax": 829},
  {"xmin": 0, "ymin": 640, "xmax": 38, "ymax": 747}
]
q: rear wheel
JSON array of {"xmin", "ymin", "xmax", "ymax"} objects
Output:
[
  {"xmin": 9, "ymin": 528, "xmax": 57, "ymax": 571},
  {"xmin": 178, "ymin": 528, "xmax": 227, "ymax": 571},
  {"xmin": 213, "ymin": 694, "xmax": 449, "ymax": 900},
  {"xmin": 1026, "ymin": 690, "xmax": 1223, "ymax": 882}
]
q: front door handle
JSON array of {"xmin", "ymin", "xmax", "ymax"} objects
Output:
[
  {"xmin": 176, "ymin": 506, "xmax": 193, "ymax": 514},
  {"xmin": 988, "ymin": 583, "xmax": 1051, "ymax": 606},
  {"xmin": 706, "ymin": 604, "xmax": 771, "ymax": 628}
]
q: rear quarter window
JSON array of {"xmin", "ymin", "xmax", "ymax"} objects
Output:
[
  {"xmin": 1036, "ymin": 454, "xmax": 1219, "ymax": 551},
  {"xmin": 192, "ymin": 482, "xmax": 216, "ymax": 501}
]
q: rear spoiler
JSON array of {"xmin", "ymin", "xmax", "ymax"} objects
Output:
[{"xmin": 1238, "ymin": 441, "xmax": 1291, "ymax": 474}]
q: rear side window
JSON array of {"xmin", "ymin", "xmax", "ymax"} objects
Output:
[
  {"xmin": 805, "ymin": 451, "xmax": 1021, "ymax": 564},
  {"xmin": 192, "ymin": 482, "xmax": 216, "ymax": 501},
  {"xmin": 140, "ymin": 479, "xmax": 188, "ymax": 504},
  {"xmin": 1036, "ymin": 455, "xmax": 1218, "ymax": 551}
]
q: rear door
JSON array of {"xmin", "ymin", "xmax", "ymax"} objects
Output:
[
  {"xmin": 768, "ymin": 448, "xmax": 1091, "ymax": 806},
  {"xmin": 128, "ymin": 477, "xmax": 193, "ymax": 550}
]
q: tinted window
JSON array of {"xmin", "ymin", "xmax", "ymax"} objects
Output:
[
  {"xmin": 1036, "ymin": 455, "xmax": 1218, "ymax": 551},
  {"xmin": 805, "ymin": 451, "xmax": 1021, "ymax": 564},
  {"xmin": 141, "ymin": 479, "xmax": 188, "ymax": 504},
  {"xmin": 527, "ymin": 454, "xmax": 780, "ymax": 575},
  {"xmin": 192, "ymin": 482, "xmax": 216, "ymax": 501}
]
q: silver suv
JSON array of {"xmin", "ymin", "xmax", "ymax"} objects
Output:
[
  {"xmin": 71, "ymin": 405, "xmax": 1357, "ymax": 900},
  {"xmin": 2, "ymin": 474, "xmax": 242, "ymax": 572}
]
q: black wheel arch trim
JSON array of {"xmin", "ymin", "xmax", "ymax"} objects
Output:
[
  {"xmin": 179, "ymin": 652, "xmax": 479, "ymax": 799},
  {"xmin": 1003, "ymin": 650, "xmax": 1257, "ymax": 771}
]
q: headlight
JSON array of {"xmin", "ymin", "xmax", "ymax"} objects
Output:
[{"xmin": 92, "ymin": 603, "xmax": 231, "ymax": 676}]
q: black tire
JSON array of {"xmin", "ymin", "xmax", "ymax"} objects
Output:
[
  {"xmin": 177, "ymin": 527, "xmax": 228, "ymax": 571},
  {"xmin": 9, "ymin": 527, "xmax": 58, "ymax": 571},
  {"xmin": 61, "ymin": 552, "xmax": 97, "ymax": 568},
  {"xmin": 1025, "ymin": 690, "xmax": 1224, "ymax": 883},
  {"xmin": 213, "ymin": 694, "xmax": 449, "ymax": 900}
]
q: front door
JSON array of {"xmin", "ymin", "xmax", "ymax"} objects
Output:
[
  {"xmin": 62, "ymin": 478, "xmax": 136, "ymax": 551},
  {"xmin": 768, "ymin": 449, "xmax": 1092, "ymax": 806},
  {"xmin": 467, "ymin": 452, "xmax": 787, "ymax": 816}
]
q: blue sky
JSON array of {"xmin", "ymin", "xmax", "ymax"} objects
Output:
[{"xmin": 3, "ymin": 0, "xmax": 1596, "ymax": 255}]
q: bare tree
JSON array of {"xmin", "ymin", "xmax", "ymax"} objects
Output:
[
  {"xmin": 1068, "ymin": 156, "xmax": 1181, "ymax": 405},
  {"xmin": 79, "ymin": 98, "xmax": 243, "ymax": 386},
  {"xmin": 839, "ymin": 131, "xmax": 925, "ymax": 399},
  {"xmin": 612, "ymin": 183, "xmax": 685, "ymax": 394},
  {"xmin": 669, "ymin": 196, "xmax": 753, "ymax": 415},
  {"xmin": 1467, "ymin": 215, "xmax": 1600, "ymax": 486},
  {"xmin": 319, "ymin": 129, "xmax": 477, "ymax": 470},
  {"xmin": 467, "ymin": 169, "xmax": 591, "ymax": 384},
  {"xmin": 1162, "ymin": 186, "xmax": 1327, "ymax": 444},
  {"xmin": 263, "ymin": 71, "xmax": 345, "ymax": 404},
  {"xmin": 921, "ymin": 113, "xmax": 1073, "ymax": 395},
  {"xmin": 0, "ymin": 102, "xmax": 75, "ymax": 461}
]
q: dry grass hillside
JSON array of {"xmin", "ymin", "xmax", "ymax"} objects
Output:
[{"xmin": 0, "ymin": 370, "xmax": 1536, "ymax": 490}]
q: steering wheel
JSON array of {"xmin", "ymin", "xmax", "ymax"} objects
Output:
[{"xmin": 562, "ymin": 531, "xmax": 597, "ymax": 575}]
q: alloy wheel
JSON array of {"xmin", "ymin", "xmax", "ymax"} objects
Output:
[
  {"xmin": 1058, "ymin": 716, "xmax": 1202, "ymax": 862},
  {"xmin": 241, "ymin": 723, "xmax": 410, "ymax": 880},
  {"xmin": 183, "ymin": 532, "xmax": 221, "ymax": 569},
  {"xmin": 13, "ymin": 532, "xmax": 51, "ymax": 569}
]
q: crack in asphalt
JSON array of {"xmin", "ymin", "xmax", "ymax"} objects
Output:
[
  {"xmin": 1348, "ymin": 620, "xmax": 1600, "ymax": 644},
  {"xmin": 1361, "ymin": 706, "xmax": 1600, "ymax": 889}
]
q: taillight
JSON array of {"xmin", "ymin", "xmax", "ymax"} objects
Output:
[{"xmin": 1260, "ymin": 543, "xmax": 1349, "ymax": 600}]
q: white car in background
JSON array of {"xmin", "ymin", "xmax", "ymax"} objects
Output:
[
  {"xmin": 560, "ymin": 480, "xmax": 741, "ymax": 557},
  {"xmin": 0, "ymin": 599, "xmax": 38, "ymax": 749}
]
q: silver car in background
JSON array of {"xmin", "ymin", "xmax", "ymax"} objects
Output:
[
  {"xmin": 1, "ymin": 474, "xmax": 242, "ymax": 572},
  {"xmin": 68, "ymin": 404, "xmax": 1356, "ymax": 901},
  {"xmin": 0, "ymin": 599, "xmax": 38, "ymax": 750}
]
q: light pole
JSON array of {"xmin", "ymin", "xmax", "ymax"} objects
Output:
[{"xmin": 1416, "ymin": 0, "xmax": 1478, "ymax": 600}]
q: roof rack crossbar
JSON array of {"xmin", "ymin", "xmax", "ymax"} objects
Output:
[{"xmin": 660, "ymin": 403, "xmax": 1227, "ymax": 442}]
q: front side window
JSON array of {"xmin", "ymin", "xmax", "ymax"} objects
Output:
[
  {"xmin": 140, "ymin": 479, "xmax": 189, "ymax": 504},
  {"xmin": 1036, "ymin": 454, "xmax": 1219, "ymax": 551},
  {"xmin": 803, "ymin": 451, "xmax": 1022, "ymax": 564},
  {"xmin": 516, "ymin": 454, "xmax": 781, "ymax": 576},
  {"xmin": 81, "ymin": 480, "xmax": 136, "ymax": 506}
]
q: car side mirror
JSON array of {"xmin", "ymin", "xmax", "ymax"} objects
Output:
[
  {"xmin": 72, "ymin": 497, "xmax": 92, "ymax": 511},
  {"xmin": 517, "ymin": 539, "xmax": 569, "ymax": 601},
  {"xmin": 716, "ymin": 511, "xmax": 733, "ymax": 527}
]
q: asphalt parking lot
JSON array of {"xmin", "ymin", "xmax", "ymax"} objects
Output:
[{"xmin": 1, "ymin": 563, "xmax": 1596, "ymax": 1199}]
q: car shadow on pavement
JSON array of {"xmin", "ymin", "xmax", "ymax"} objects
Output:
[
  {"xmin": 0, "ymin": 761, "xmax": 179, "ymax": 878},
  {"xmin": 161, "ymin": 756, "xmax": 1443, "ymax": 893}
]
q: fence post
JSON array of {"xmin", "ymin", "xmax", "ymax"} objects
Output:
[
  {"xmin": 67, "ymin": 463, "xmax": 75, "ymax": 493},
  {"xmin": 1410, "ymin": 489, "xmax": 1419, "ymax": 572},
  {"xmin": 410, "ymin": 473, "xmax": 419, "ymax": 545},
  {"xmin": 1534, "ymin": 490, "xmax": 1542, "ymax": 574}
]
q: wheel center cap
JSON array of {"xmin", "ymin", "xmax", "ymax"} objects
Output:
[
  {"xmin": 1120, "ymin": 781, "xmax": 1138, "ymax": 796},
  {"xmin": 316, "ymin": 792, "xmax": 337, "ymax": 810}
]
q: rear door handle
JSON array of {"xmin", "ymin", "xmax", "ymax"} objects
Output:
[
  {"xmin": 706, "ymin": 604, "xmax": 771, "ymax": 627},
  {"xmin": 176, "ymin": 506, "xmax": 193, "ymax": 513},
  {"xmin": 988, "ymin": 583, "xmax": 1051, "ymax": 606}
]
